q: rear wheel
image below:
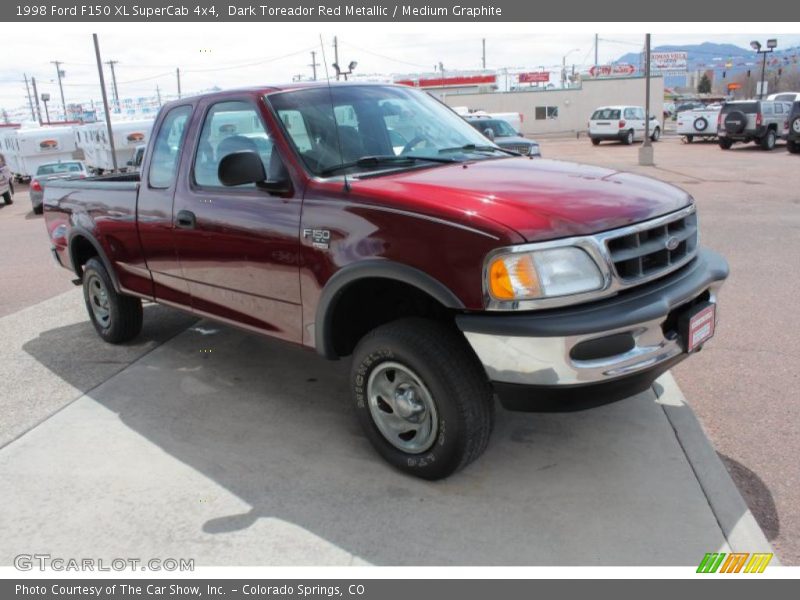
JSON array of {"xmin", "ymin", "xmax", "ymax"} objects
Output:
[
  {"xmin": 760, "ymin": 129, "xmax": 777, "ymax": 151},
  {"xmin": 351, "ymin": 318, "xmax": 495, "ymax": 480},
  {"xmin": 623, "ymin": 130, "xmax": 634, "ymax": 145},
  {"xmin": 788, "ymin": 140, "xmax": 800, "ymax": 154},
  {"xmin": 82, "ymin": 257, "xmax": 143, "ymax": 344},
  {"xmin": 719, "ymin": 138, "xmax": 733, "ymax": 150},
  {"xmin": 684, "ymin": 135, "xmax": 694, "ymax": 143},
  {"xmin": 591, "ymin": 138, "xmax": 600, "ymax": 146}
]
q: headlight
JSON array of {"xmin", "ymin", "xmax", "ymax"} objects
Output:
[{"xmin": 487, "ymin": 247, "xmax": 604, "ymax": 301}]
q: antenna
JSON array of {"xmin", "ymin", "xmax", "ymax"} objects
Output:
[{"xmin": 318, "ymin": 34, "xmax": 350, "ymax": 192}]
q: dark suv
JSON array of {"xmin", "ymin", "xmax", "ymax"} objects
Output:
[
  {"xmin": 785, "ymin": 101, "xmax": 800, "ymax": 154},
  {"xmin": 717, "ymin": 100, "xmax": 792, "ymax": 150}
]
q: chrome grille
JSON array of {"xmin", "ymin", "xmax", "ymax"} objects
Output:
[
  {"xmin": 503, "ymin": 144, "xmax": 531, "ymax": 155},
  {"xmin": 606, "ymin": 210, "xmax": 698, "ymax": 283}
]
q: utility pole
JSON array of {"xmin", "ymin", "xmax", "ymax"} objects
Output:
[
  {"xmin": 105, "ymin": 60, "xmax": 119, "ymax": 112},
  {"xmin": 176, "ymin": 67, "xmax": 182, "ymax": 99},
  {"xmin": 23, "ymin": 74, "xmax": 36, "ymax": 121},
  {"xmin": 31, "ymin": 76, "xmax": 43, "ymax": 125},
  {"xmin": 594, "ymin": 34, "xmax": 599, "ymax": 74},
  {"xmin": 93, "ymin": 34, "xmax": 118, "ymax": 171},
  {"xmin": 156, "ymin": 85, "xmax": 162, "ymax": 107},
  {"xmin": 482, "ymin": 38, "xmax": 486, "ymax": 69},
  {"xmin": 639, "ymin": 33, "xmax": 654, "ymax": 166},
  {"xmin": 309, "ymin": 51, "xmax": 319, "ymax": 81},
  {"xmin": 51, "ymin": 60, "xmax": 67, "ymax": 119},
  {"xmin": 333, "ymin": 36, "xmax": 339, "ymax": 80}
]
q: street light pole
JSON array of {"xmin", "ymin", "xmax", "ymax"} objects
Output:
[
  {"xmin": 639, "ymin": 33, "xmax": 654, "ymax": 166},
  {"xmin": 51, "ymin": 61, "xmax": 67, "ymax": 119},
  {"xmin": 751, "ymin": 39, "xmax": 777, "ymax": 99}
]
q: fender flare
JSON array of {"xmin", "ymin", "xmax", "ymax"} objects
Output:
[
  {"xmin": 67, "ymin": 227, "xmax": 122, "ymax": 293},
  {"xmin": 315, "ymin": 260, "xmax": 465, "ymax": 359}
]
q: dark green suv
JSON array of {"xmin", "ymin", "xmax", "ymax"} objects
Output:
[{"xmin": 786, "ymin": 101, "xmax": 800, "ymax": 154}]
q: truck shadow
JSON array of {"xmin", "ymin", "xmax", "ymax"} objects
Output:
[
  {"xmin": 20, "ymin": 312, "xmax": 752, "ymax": 565},
  {"xmin": 718, "ymin": 453, "xmax": 780, "ymax": 541}
]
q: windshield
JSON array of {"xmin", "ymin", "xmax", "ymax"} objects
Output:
[
  {"xmin": 469, "ymin": 119, "xmax": 517, "ymax": 137},
  {"xmin": 36, "ymin": 162, "xmax": 83, "ymax": 175},
  {"xmin": 267, "ymin": 85, "xmax": 506, "ymax": 176},
  {"xmin": 591, "ymin": 109, "xmax": 620, "ymax": 120}
]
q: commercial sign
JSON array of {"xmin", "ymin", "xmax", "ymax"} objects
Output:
[
  {"xmin": 588, "ymin": 64, "xmax": 636, "ymax": 77},
  {"xmin": 650, "ymin": 51, "xmax": 688, "ymax": 74},
  {"xmin": 518, "ymin": 71, "xmax": 550, "ymax": 83}
]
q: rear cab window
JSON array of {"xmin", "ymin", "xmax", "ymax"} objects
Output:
[
  {"xmin": 149, "ymin": 105, "xmax": 192, "ymax": 189},
  {"xmin": 592, "ymin": 109, "xmax": 620, "ymax": 120}
]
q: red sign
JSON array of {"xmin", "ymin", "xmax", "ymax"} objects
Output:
[
  {"xmin": 588, "ymin": 64, "xmax": 636, "ymax": 77},
  {"xmin": 518, "ymin": 71, "xmax": 550, "ymax": 83},
  {"xmin": 395, "ymin": 74, "xmax": 497, "ymax": 88}
]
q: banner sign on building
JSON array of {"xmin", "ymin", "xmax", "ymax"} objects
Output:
[
  {"xmin": 519, "ymin": 71, "xmax": 550, "ymax": 83},
  {"xmin": 650, "ymin": 51, "xmax": 688, "ymax": 75}
]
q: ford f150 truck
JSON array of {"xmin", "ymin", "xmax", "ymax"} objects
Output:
[{"xmin": 43, "ymin": 83, "xmax": 729, "ymax": 479}]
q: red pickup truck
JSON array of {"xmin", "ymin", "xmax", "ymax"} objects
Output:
[{"xmin": 44, "ymin": 83, "xmax": 728, "ymax": 479}]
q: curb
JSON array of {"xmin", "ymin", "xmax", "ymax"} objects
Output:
[{"xmin": 654, "ymin": 372, "xmax": 778, "ymax": 562}]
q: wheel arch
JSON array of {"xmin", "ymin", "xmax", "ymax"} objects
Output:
[
  {"xmin": 67, "ymin": 228, "xmax": 121, "ymax": 293},
  {"xmin": 315, "ymin": 260, "xmax": 466, "ymax": 360}
]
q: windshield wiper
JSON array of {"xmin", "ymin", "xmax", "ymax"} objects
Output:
[
  {"xmin": 438, "ymin": 144, "xmax": 520, "ymax": 156},
  {"xmin": 319, "ymin": 154, "xmax": 458, "ymax": 176}
]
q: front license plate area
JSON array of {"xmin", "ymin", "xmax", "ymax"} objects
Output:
[{"xmin": 679, "ymin": 302, "xmax": 716, "ymax": 353}]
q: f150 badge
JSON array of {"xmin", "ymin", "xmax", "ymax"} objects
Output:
[{"xmin": 303, "ymin": 228, "xmax": 331, "ymax": 249}]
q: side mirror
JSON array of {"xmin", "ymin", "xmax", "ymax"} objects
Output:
[
  {"xmin": 218, "ymin": 150, "xmax": 290, "ymax": 194},
  {"xmin": 484, "ymin": 127, "xmax": 495, "ymax": 141}
]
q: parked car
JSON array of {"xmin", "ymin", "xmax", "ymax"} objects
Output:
[
  {"xmin": 767, "ymin": 92, "xmax": 800, "ymax": 103},
  {"xmin": 717, "ymin": 99, "xmax": 792, "ymax": 150},
  {"xmin": 29, "ymin": 160, "xmax": 89, "ymax": 214},
  {"xmin": 464, "ymin": 116, "xmax": 541, "ymax": 156},
  {"xmin": 588, "ymin": 106, "xmax": 661, "ymax": 145},
  {"xmin": 43, "ymin": 83, "xmax": 728, "ymax": 480},
  {"xmin": 785, "ymin": 101, "xmax": 800, "ymax": 154},
  {"xmin": 677, "ymin": 105, "xmax": 722, "ymax": 142}
]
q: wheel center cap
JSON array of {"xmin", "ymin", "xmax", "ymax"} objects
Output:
[{"xmin": 395, "ymin": 385, "xmax": 424, "ymax": 419}]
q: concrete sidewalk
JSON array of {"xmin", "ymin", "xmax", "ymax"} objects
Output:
[{"xmin": 0, "ymin": 292, "xmax": 774, "ymax": 565}]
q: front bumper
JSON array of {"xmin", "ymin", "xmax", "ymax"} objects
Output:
[{"xmin": 457, "ymin": 248, "xmax": 728, "ymax": 401}]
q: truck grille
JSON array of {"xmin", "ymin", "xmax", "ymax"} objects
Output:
[
  {"xmin": 504, "ymin": 144, "xmax": 531, "ymax": 155},
  {"xmin": 606, "ymin": 210, "xmax": 698, "ymax": 283}
]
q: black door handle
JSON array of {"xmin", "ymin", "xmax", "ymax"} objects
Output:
[{"xmin": 175, "ymin": 210, "xmax": 196, "ymax": 229}]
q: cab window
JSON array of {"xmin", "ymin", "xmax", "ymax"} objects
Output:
[{"xmin": 193, "ymin": 101, "xmax": 273, "ymax": 188}]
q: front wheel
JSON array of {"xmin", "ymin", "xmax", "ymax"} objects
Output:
[
  {"xmin": 351, "ymin": 318, "xmax": 495, "ymax": 480},
  {"xmin": 788, "ymin": 140, "xmax": 800, "ymax": 154},
  {"xmin": 651, "ymin": 127, "xmax": 661, "ymax": 142},
  {"xmin": 82, "ymin": 257, "xmax": 143, "ymax": 344}
]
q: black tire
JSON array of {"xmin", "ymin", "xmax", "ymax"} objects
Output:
[
  {"xmin": 791, "ymin": 117, "xmax": 800, "ymax": 137},
  {"xmin": 650, "ymin": 127, "xmax": 661, "ymax": 142},
  {"xmin": 351, "ymin": 318, "xmax": 495, "ymax": 480},
  {"xmin": 82, "ymin": 257, "xmax": 143, "ymax": 344},
  {"xmin": 684, "ymin": 135, "xmax": 694, "ymax": 143},
  {"xmin": 623, "ymin": 130, "xmax": 634, "ymax": 145},
  {"xmin": 591, "ymin": 138, "xmax": 600, "ymax": 146},
  {"xmin": 719, "ymin": 138, "xmax": 733, "ymax": 150},
  {"xmin": 2, "ymin": 191, "xmax": 12, "ymax": 205},
  {"xmin": 788, "ymin": 140, "xmax": 800, "ymax": 154},
  {"xmin": 33, "ymin": 204, "xmax": 43, "ymax": 215},
  {"xmin": 760, "ymin": 129, "xmax": 776, "ymax": 151},
  {"xmin": 724, "ymin": 111, "xmax": 747, "ymax": 134}
]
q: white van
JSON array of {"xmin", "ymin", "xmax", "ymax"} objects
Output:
[{"xmin": 588, "ymin": 105, "xmax": 661, "ymax": 145}]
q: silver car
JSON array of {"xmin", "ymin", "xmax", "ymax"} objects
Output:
[{"xmin": 30, "ymin": 160, "xmax": 89, "ymax": 214}]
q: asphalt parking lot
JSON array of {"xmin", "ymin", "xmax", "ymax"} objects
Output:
[{"xmin": 0, "ymin": 133, "xmax": 795, "ymax": 565}]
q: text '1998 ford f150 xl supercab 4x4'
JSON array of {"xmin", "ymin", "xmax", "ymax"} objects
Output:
[{"xmin": 43, "ymin": 83, "xmax": 729, "ymax": 479}]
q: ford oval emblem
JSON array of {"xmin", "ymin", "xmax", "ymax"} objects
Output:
[{"xmin": 665, "ymin": 236, "xmax": 680, "ymax": 251}]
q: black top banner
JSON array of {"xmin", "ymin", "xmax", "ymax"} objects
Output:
[{"xmin": 5, "ymin": 0, "xmax": 791, "ymax": 21}]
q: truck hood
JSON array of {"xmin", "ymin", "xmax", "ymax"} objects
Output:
[{"xmin": 349, "ymin": 157, "xmax": 693, "ymax": 242}]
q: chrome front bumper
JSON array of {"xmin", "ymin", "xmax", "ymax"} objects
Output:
[{"xmin": 457, "ymin": 248, "xmax": 728, "ymax": 388}]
